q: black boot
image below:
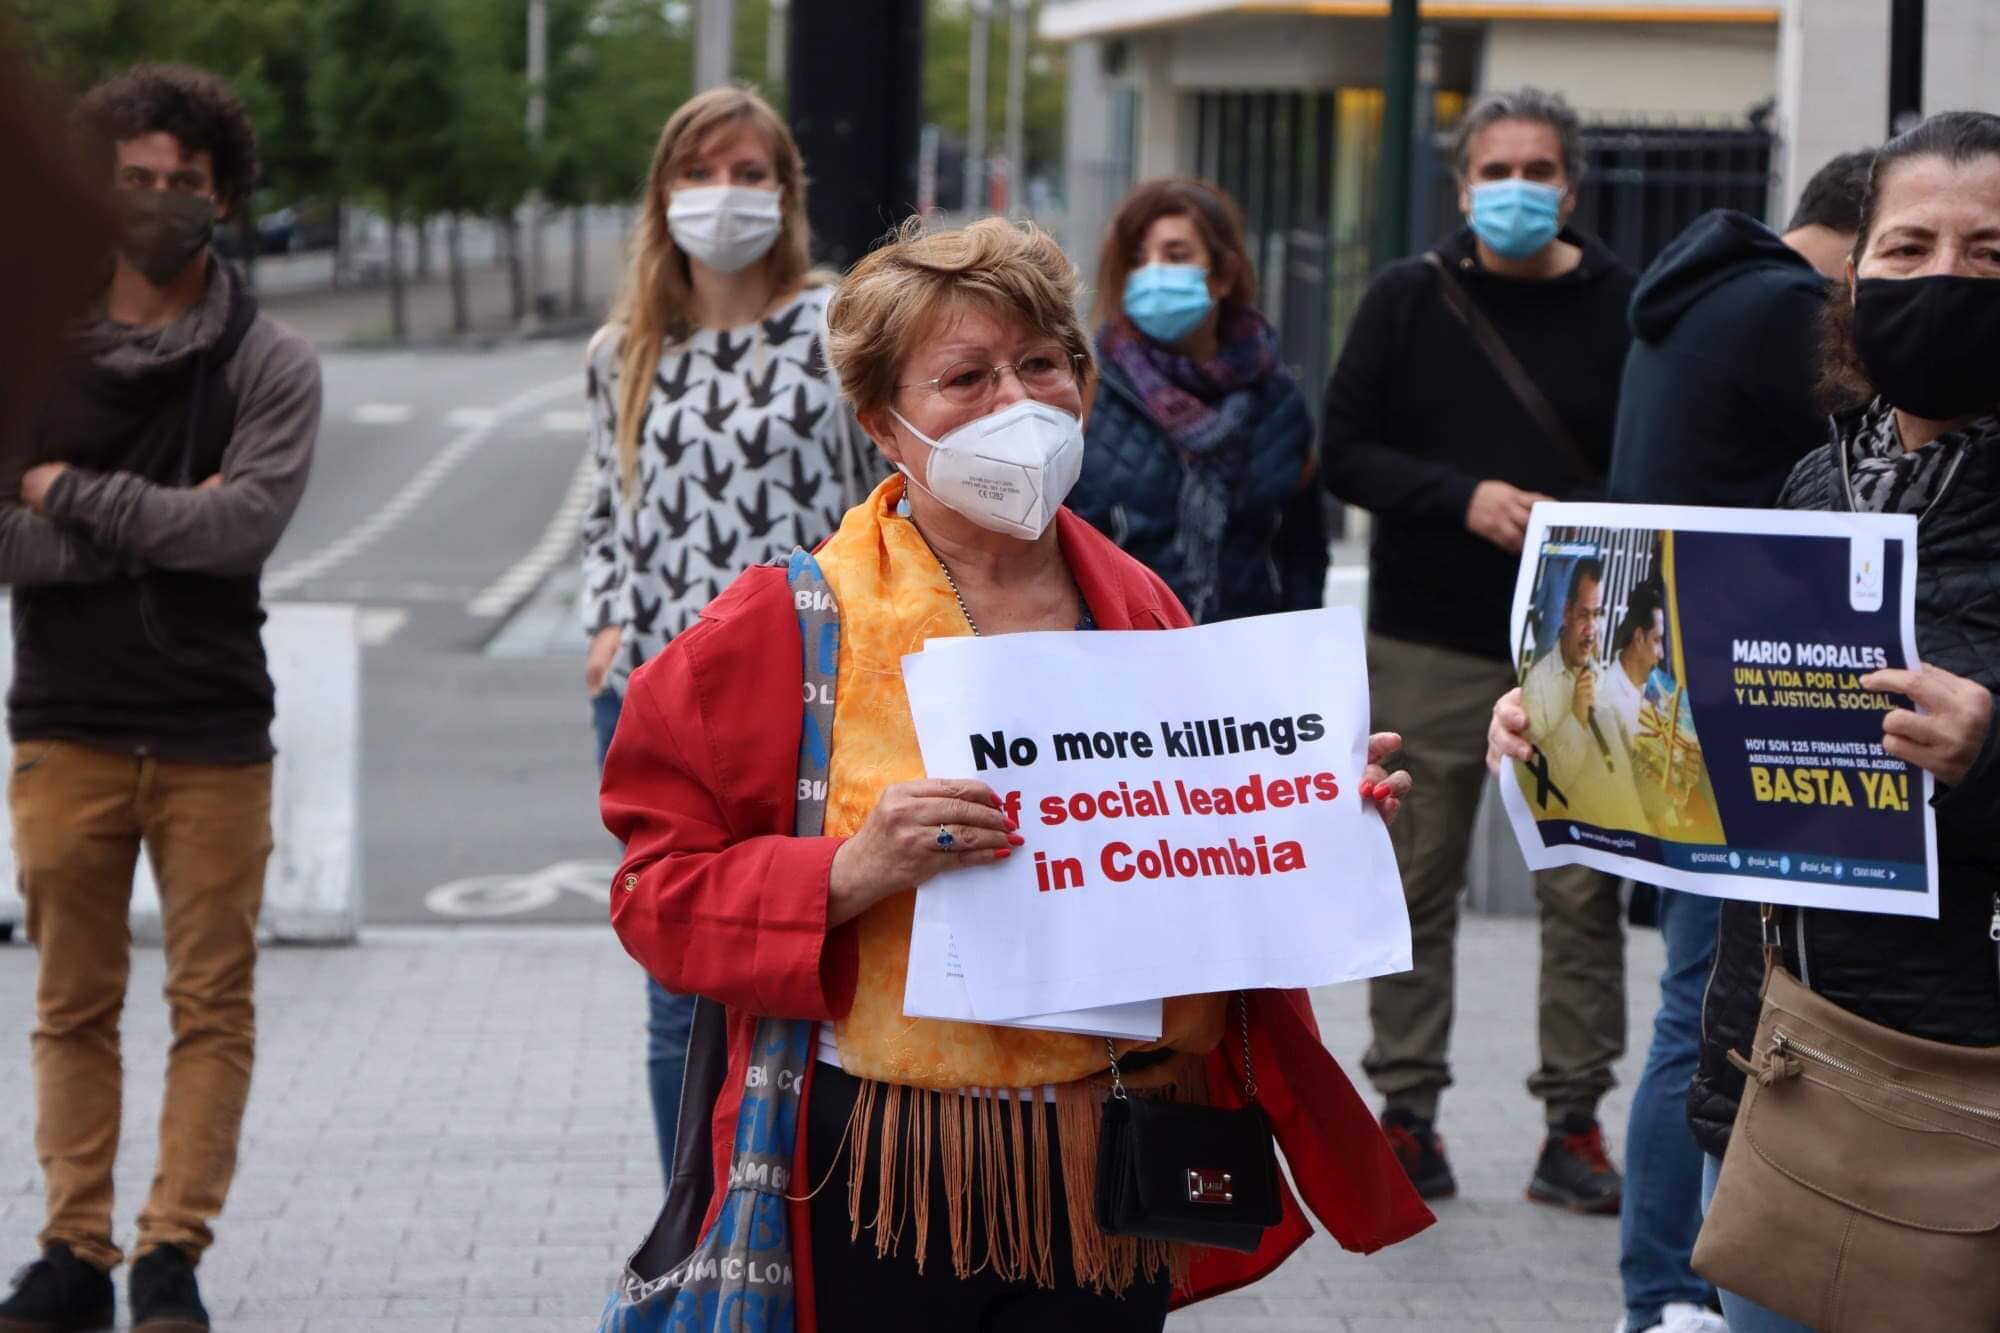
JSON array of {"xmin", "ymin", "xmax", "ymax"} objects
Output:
[
  {"xmin": 1379, "ymin": 1107, "xmax": 1458, "ymax": 1200},
  {"xmin": 128, "ymin": 1246, "xmax": 208, "ymax": 1332},
  {"xmin": 1526, "ymin": 1112, "xmax": 1623, "ymax": 1214},
  {"xmin": 0, "ymin": 1243, "xmax": 114, "ymax": 1332}
]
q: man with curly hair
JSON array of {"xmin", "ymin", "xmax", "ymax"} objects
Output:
[{"xmin": 0, "ymin": 63, "xmax": 319, "ymax": 1333}]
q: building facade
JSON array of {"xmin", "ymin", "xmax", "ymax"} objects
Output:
[{"xmin": 1045, "ymin": 0, "xmax": 2000, "ymax": 389}]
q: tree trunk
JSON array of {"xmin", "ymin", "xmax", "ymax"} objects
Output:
[
  {"xmin": 502, "ymin": 212, "xmax": 526, "ymax": 321},
  {"xmin": 448, "ymin": 213, "xmax": 469, "ymax": 336},
  {"xmin": 415, "ymin": 217, "xmax": 433, "ymax": 281},
  {"xmin": 387, "ymin": 202, "xmax": 408, "ymax": 342},
  {"xmin": 235, "ymin": 212, "xmax": 259, "ymax": 292},
  {"xmin": 332, "ymin": 199, "xmax": 347, "ymax": 288},
  {"xmin": 569, "ymin": 206, "xmax": 587, "ymax": 316}
]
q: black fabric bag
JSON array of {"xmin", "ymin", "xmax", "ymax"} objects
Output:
[{"xmin": 1093, "ymin": 994, "xmax": 1281, "ymax": 1253}]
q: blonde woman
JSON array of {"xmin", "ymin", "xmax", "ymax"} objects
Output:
[
  {"xmin": 601, "ymin": 220, "xmax": 1431, "ymax": 1328},
  {"xmin": 580, "ymin": 85, "xmax": 871, "ymax": 1193}
]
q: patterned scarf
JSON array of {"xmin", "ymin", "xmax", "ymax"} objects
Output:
[
  {"xmin": 1845, "ymin": 398, "xmax": 1995, "ymax": 514},
  {"xmin": 598, "ymin": 548, "xmax": 836, "ymax": 1333},
  {"xmin": 1101, "ymin": 311, "xmax": 1281, "ymax": 623}
]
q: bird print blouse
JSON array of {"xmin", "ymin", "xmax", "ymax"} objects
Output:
[{"xmin": 581, "ymin": 284, "xmax": 876, "ymax": 693}]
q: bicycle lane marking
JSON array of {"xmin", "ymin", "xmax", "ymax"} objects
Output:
[{"xmin": 424, "ymin": 859, "xmax": 617, "ymax": 919}]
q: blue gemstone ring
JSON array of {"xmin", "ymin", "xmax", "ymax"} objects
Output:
[{"xmin": 935, "ymin": 825, "xmax": 956, "ymax": 850}]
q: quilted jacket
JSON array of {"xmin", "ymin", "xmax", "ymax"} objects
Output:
[
  {"xmin": 1073, "ymin": 351, "xmax": 1326, "ymax": 624},
  {"xmin": 1688, "ymin": 413, "xmax": 2000, "ymax": 1157}
]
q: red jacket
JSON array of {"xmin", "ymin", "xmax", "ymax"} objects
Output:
[{"xmin": 604, "ymin": 509, "xmax": 1433, "ymax": 1326}]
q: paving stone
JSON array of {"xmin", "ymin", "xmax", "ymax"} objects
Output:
[{"xmin": 1, "ymin": 918, "xmax": 1665, "ymax": 1328}]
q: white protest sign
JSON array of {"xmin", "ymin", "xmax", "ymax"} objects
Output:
[
  {"xmin": 901, "ymin": 607, "xmax": 1410, "ymax": 1019},
  {"xmin": 903, "ymin": 881, "xmax": 1163, "ymax": 1038}
]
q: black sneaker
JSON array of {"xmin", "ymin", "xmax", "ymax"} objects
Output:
[
  {"xmin": 1379, "ymin": 1107, "xmax": 1458, "ymax": 1200},
  {"xmin": 1526, "ymin": 1112, "xmax": 1624, "ymax": 1214},
  {"xmin": 0, "ymin": 1243, "xmax": 114, "ymax": 1332},
  {"xmin": 128, "ymin": 1246, "xmax": 208, "ymax": 1332}
]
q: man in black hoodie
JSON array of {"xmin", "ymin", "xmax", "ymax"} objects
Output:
[
  {"xmin": 1607, "ymin": 152, "xmax": 1870, "ymax": 1333},
  {"xmin": 1323, "ymin": 87, "xmax": 1637, "ymax": 1214},
  {"xmin": 0, "ymin": 65, "xmax": 318, "ymax": 1333}
]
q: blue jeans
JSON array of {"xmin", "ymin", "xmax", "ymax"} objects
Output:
[
  {"xmin": 1701, "ymin": 1154, "xmax": 1817, "ymax": 1332},
  {"xmin": 595, "ymin": 688, "xmax": 697, "ymax": 1198},
  {"xmin": 1620, "ymin": 889, "xmax": 1721, "ymax": 1330}
]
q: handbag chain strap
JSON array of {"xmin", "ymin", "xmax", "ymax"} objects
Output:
[{"xmin": 1105, "ymin": 992, "xmax": 1257, "ymax": 1103}]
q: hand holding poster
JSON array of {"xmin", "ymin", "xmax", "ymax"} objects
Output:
[
  {"xmin": 1499, "ymin": 502, "xmax": 1938, "ymax": 918},
  {"xmin": 899, "ymin": 607, "xmax": 1411, "ymax": 1021}
]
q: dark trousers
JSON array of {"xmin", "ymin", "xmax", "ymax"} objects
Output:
[
  {"xmin": 806, "ymin": 1062, "xmax": 1173, "ymax": 1333},
  {"xmin": 1620, "ymin": 889, "xmax": 1722, "ymax": 1326},
  {"xmin": 1363, "ymin": 632, "xmax": 1627, "ymax": 1124},
  {"xmin": 595, "ymin": 688, "xmax": 696, "ymax": 1198}
]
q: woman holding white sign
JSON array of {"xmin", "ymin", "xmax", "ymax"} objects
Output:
[
  {"xmin": 601, "ymin": 218, "xmax": 1430, "ymax": 1330},
  {"xmin": 1491, "ymin": 111, "xmax": 2000, "ymax": 1333}
]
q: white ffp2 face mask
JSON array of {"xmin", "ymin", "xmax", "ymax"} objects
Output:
[
  {"xmin": 667, "ymin": 184, "xmax": 783, "ymax": 273},
  {"xmin": 890, "ymin": 399, "xmax": 1085, "ymax": 541}
]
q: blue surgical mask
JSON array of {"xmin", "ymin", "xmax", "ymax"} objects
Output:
[
  {"xmin": 1467, "ymin": 179, "xmax": 1564, "ymax": 260},
  {"xmin": 1122, "ymin": 263, "xmax": 1213, "ymax": 343}
]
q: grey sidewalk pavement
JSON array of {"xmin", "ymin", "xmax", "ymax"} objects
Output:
[
  {"xmin": 0, "ymin": 918, "xmax": 1665, "ymax": 1332},
  {"xmin": 250, "ymin": 225, "xmax": 625, "ymax": 348}
]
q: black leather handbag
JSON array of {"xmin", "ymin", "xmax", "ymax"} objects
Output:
[{"xmin": 1093, "ymin": 994, "xmax": 1281, "ymax": 1253}]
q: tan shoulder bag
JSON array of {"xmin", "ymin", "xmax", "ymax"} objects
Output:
[{"xmin": 1692, "ymin": 908, "xmax": 2000, "ymax": 1332}]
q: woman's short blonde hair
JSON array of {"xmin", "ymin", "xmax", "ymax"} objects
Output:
[{"xmin": 826, "ymin": 217, "xmax": 1093, "ymax": 422}]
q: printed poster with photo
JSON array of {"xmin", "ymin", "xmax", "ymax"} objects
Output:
[{"xmin": 1499, "ymin": 502, "xmax": 1938, "ymax": 918}]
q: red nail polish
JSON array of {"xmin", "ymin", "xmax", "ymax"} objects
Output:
[
  {"xmin": 1005, "ymin": 816, "xmax": 1019, "ymax": 832},
  {"xmin": 995, "ymin": 848, "xmax": 1012, "ymax": 859},
  {"xmin": 1007, "ymin": 833, "xmax": 1024, "ymax": 846},
  {"xmin": 1361, "ymin": 782, "xmax": 1377, "ymax": 799}
]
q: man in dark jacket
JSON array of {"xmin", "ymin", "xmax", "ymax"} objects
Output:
[
  {"xmin": 1608, "ymin": 153, "xmax": 1871, "ymax": 1333},
  {"xmin": 0, "ymin": 65, "xmax": 319, "ymax": 1333},
  {"xmin": 1323, "ymin": 87, "xmax": 1637, "ymax": 1212}
]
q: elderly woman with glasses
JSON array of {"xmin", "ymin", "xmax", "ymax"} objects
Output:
[{"xmin": 600, "ymin": 218, "xmax": 1431, "ymax": 1332}]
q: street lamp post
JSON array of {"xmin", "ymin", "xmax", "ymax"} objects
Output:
[
  {"xmin": 696, "ymin": 0, "xmax": 734, "ymax": 91},
  {"xmin": 1375, "ymin": 0, "xmax": 1419, "ymax": 265},
  {"xmin": 767, "ymin": 0, "xmax": 789, "ymax": 92},
  {"xmin": 1887, "ymin": 0, "xmax": 1924, "ymax": 136},
  {"xmin": 966, "ymin": 0, "xmax": 991, "ymax": 215},
  {"xmin": 525, "ymin": 0, "xmax": 548, "ymax": 326},
  {"xmin": 1003, "ymin": 0, "xmax": 1030, "ymax": 217}
]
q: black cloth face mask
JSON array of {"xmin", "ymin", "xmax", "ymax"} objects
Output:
[
  {"xmin": 1853, "ymin": 274, "xmax": 2000, "ymax": 422},
  {"xmin": 116, "ymin": 189, "xmax": 216, "ymax": 288}
]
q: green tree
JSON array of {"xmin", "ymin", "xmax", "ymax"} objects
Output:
[
  {"xmin": 312, "ymin": 0, "xmax": 459, "ymax": 340},
  {"xmin": 543, "ymin": 0, "xmax": 693, "ymax": 313}
]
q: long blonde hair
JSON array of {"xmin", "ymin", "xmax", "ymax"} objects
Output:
[{"xmin": 607, "ymin": 86, "xmax": 812, "ymax": 496}]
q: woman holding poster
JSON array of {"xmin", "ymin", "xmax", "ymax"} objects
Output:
[
  {"xmin": 1070, "ymin": 179, "xmax": 1325, "ymax": 625},
  {"xmin": 1492, "ymin": 111, "xmax": 2000, "ymax": 1331},
  {"xmin": 599, "ymin": 218, "xmax": 1431, "ymax": 1331}
]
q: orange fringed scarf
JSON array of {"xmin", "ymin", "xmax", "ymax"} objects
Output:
[{"xmin": 811, "ymin": 475, "xmax": 1226, "ymax": 1291}]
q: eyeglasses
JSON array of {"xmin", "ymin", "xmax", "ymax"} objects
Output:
[{"xmin": 898, "ymin": 351, "xmax": 1085, "ymax": 408}]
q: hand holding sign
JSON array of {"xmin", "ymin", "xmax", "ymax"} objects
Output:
[
  {"xmin": 1863, "ymin": 663, "xmax": 1995, "ymax": 787},
  {"xmin": 828, "ymin": 777, "xmax": 1019, "ymax": 928},
  {"xmin": 1360, "ymin": 731, "xmax": 1409, "ymax": 823}
]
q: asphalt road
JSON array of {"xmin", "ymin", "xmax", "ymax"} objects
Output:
[{"xmin": 270, "ymin": 340, "xmax": 614, "ymax": 925}]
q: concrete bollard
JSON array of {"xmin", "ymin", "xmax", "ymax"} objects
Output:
[{"xmin": 0, "ymin": 602, "xmax": 362, "ymax": 944}]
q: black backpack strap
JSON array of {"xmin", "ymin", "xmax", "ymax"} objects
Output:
[{"xmin": 1422, "ymin": 251, "xmax": 1601, "ymax": 484}]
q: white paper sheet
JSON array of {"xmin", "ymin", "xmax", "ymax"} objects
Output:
[
  {"xmin": 901, "ymin": 607, "xmax": 1410, "ymax": 1019},
  {"xmin": 903, "ymin": 882, "xmax": 1163, "ymax": 1039}
]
